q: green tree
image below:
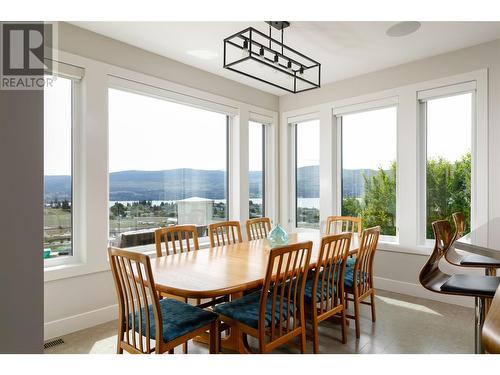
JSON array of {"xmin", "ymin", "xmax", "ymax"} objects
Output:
[{"xmin": 360, "ymin": 162, "xmax": 397, "ymax": 236}]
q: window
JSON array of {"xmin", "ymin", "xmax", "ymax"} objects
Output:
[
  {"xmin": 423, "ymin": 93, "xmax": 472, "ymax": 239},
  {"xmin": 340, "ymin": 106, "xmax": 397, "ymax": 236},
  {"xmin": 249, "ymin": 121, "xmax": 265, "ymax": 218},
  {"xmin": 295, "ymin": 119, "xmax": 320, "ymax": 229},
  {"xmin": 108, "ymin": 88, "xmax": 229, "ymax": 247},
  {"xmin": 44, "ymin": 76, "xmax": 74, "ymax": 258}
]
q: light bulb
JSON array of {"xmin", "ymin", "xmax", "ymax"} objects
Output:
[{"xmin": 241, "ymin": 39, "xmax": 249, "ymax": 58}]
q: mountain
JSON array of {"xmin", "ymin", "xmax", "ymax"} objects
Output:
[{"xmin": 44, "ymin": 166, "xmax": 383, "ymax": 202}]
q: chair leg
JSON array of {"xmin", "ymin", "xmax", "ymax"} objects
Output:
[
  {"xmin": 300, "ymin": 326, "xmax": 307, "ymax": 354},
  {"xmin": 209, "ymin": 320, "xmax": 218, "ymax": 354},
  {"xmin": 116, "ymin": 327, "xmax": 124, "ymax": 354},
  {"xmin": 354, "ymin": 297, "xmax": 361, "ymax": 339},
  {"xmin": 311, "ymin": 307, "xmax": 319, "ymax": 354},
  {"xmin": 182, "ymin": 341, "xmax": 188, "ymax": 354},
  {"xmin": 370, "ymin": 292, "xmax": 376, "ymax": 322},
  {"xmin": 341, "ymin": 307, "xmax": 348, "ymax": 344}
]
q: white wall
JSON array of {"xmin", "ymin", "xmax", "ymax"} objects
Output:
[{"xmin": 279, "ymin": 38, "xmax": 500, "ymax": 306}]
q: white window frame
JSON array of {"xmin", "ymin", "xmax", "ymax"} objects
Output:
[
  {"xmin": 248, "ymin": 114, "xmax": 272, "ymax": 221},
  {"xmin": 44, "ymin": 50, "xmax": 278, "ymax": 281},
  {"xmin": 333, "ymin": 97, "xmax": 399, "ymax": 243},
  {"xmin": 280, "ymin": 69, "xmax": 488, "ymax": 255},
  {"xmin": 107, "ymin": 77, "xmax": 234, "ymax": 249},
  {"xmin": 417, "ymin": 80, "xmax": 486, "ymax": 246},
  {"xmin": 43, "ymin": 66, "xmax": 84, "ymax": 268},
  {"xmin": 286, "ymin": 113, "xmax": 321, "ymax": 232}
]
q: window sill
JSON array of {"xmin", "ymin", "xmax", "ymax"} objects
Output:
[{"xmin": 377, "ymin": 240, "xmax": 432, "ymax": 256}]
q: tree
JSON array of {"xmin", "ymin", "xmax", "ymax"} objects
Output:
[{"xmin": 359, "ymin": 162, "xmax": 397, "ymax": 236}]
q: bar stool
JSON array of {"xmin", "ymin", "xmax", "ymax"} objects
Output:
[
  {"xmin": 419, "ymin": 220, "xmax": 500, "ymax": 353},
  {"xmin": 445, "ymin": 212, "xmax": 500, "ymax": 277}
]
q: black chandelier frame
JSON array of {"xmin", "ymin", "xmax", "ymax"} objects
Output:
[{"xmin": 223, "ymin": 26, "xmax": 321, "ymax": 94}]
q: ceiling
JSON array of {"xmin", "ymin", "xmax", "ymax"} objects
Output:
[{"xmin": 71, "ymin": 22, "xmax": 500, "ymax": 95}]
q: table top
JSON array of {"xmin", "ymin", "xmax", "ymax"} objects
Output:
[
  {"xmin": 150, "ymin": 231, "xmax": 359, "ymax": 299},
  {"xmin": 454, "ymin": 232, "xmax": 500, "ymax": 261}
]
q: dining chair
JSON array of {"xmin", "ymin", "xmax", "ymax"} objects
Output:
[
  {"xmin": 208, "ymin": 220, "xmax": 243, "ymax": 247},
  {"xmin": 344, "ymin": 226, "xmax": 380, "ymax": 338},
  {"xmin": 445, "ymin": 212, "xmax": 500, "ymax": 276},
  {"xmin": 214, "ymin": 241, "xmax": 313, "ymax": 353},
  {"xmin": 325, "ymin": 216, "xmax": 362, "ymax": 237},
  {"xmin": 108, "ymin": 247, "xmax": 218, "ymax": 354},
  {"xmin": 305, "ymin": 232, "xmax": 351, "ymax": 353},
  {"xmin": 419, "ymin": 220, "xmax": 500, "ymax": 353},
  {"xmin": 246, "ymin": 217, "xmax": 272, "ymax": 240},
  {"xmin": 154, "ymin": 224, "xmax": 203, "ymax": 353},
  {"xmin": 154, "ymin": 225, "xmax": 199, "ymax": 257}
]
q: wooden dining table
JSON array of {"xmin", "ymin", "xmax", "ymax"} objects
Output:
[{"xmin": 149, "ymin": 231, "xmax": 360, "ymax": 353}]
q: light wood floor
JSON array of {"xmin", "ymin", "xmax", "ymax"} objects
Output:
[{"xmin": 44, "ymin": 290, "xmax": 474, "ymax": 354}]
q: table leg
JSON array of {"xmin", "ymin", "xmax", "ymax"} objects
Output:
[
  {"xmin": 475, "ymin": 297, "xmax": 485, "ymax": 354},
  {"xmin": 193, "ymin": 291, "xmax": 249, "ymax": 353}
]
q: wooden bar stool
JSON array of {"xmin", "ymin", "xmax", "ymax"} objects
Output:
[
  {"xmin": 445, "ymin": 212, "xmax": 500, "ymax": 277},
  {"xmin": 419, "ymin": 220, "xmax": 500, "ymax": 353}
]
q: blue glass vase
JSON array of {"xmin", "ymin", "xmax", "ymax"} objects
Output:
[{"xmin": 267, "ymin": 224, "xmax": 289, "ymax": 248}]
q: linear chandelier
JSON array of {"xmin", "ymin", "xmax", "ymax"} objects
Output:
[{"xmin": 223, "ymin": 21, "xmax": 321, "ymax": 94}]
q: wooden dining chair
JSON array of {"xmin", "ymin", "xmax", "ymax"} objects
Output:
[
  {"xmin": 326, "ymin": 216, "xmax": 362, "ymax": 237},
  {"xmin": 445, "ymin": 212, "xmax": 500, "ymax": 276},
  {"xmin": 208, "ymin": 221, "xmax": 242, "ymax": 247},
  {"xmin": 246, "ymin": 217, "xmax": 272, "ymax": 240},
  {"xmin": 154, "ymin": 225, "xmax": 199, "ymax": 257},
  {"xmin": 305, "ymin": 232, "xmax": 351, "ymax": 353},
  {"xmin": 419, "ymin": 220, "xmax": 500, "ymax": 353},
  {"xmin": 108, "ymin": 247, "xmax": 218, "ymax": 354},
  {"xmin": 214, "ymin": 241, "xmax": 313, "ymax": 353},
  {"xmin": 344, "ymin": 226, "xmax": 380, "ymax": 338}
]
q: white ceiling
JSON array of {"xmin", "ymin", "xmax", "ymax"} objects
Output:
[{"xmin": 71, "ymin": 21, "xmax": 500, "ymax": 95}]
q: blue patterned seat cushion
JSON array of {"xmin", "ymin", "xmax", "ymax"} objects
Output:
[
  {"xmin": 304, "ymin": 270, "xmax": 338, "ymax": 303},
  {"xmin": 128, "ymin": 298, "xmax": 217, "ymax": 342},
  {"xmin": 346, "ymin": 257, "xmax": 356, "ymax": 268},
  {"xmin": 214, "ymin": 290, "xmax": 294, "ymax": 329},
  {"xmin": 344, "ymin": 267, "xmax": 368, "ymax": 289}
]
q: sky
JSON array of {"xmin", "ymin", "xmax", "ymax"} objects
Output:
[
  {"xmin": 44, "ymin": 76, "xmax": 72, "ymax": 176},
  {"xmin": 44, "ymin": 84, "xmax": 472, "ymax": 176}
]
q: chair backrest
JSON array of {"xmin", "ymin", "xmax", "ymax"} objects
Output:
[
  {"xmin": 313, "ymin": 233, "xmax": 351, "ymax": 314},
  {"xmin": 258, "ymin": 241, "xmax": 312, "ymax": 350},
  {"xmin": 246, "ymin": 217, "xmax": 272, "ymax": 240},
  {"xmin": 154, "ymin": 225, "xmax": 199, "ymax": 257},
  {"xmin": 419, "ymin": 220, "xmax": 454, "ymax": 290},
  {"xmin": 352, "ymin": 226, "xmax": 380, "ymax": 297},
  {"xmin": 108, "ymin": 247, "xmax": 162, "ymax": 354},
  {"xmin": 445, "ymin": 213, "xmax": 466, "ymax": 266},
  {"xmin": 326, "ymin": 216, "xmax": 362, "ymax": 237},
  {"xmin": 208, "ymin": 221, "xmax": 242, "ymax": 247},
  {"xmin": 452, "ymin": 212, "xmax": 465, "ymax": 241}
]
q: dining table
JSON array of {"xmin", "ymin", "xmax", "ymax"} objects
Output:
[{"xmin": 149, "ymin": 231, "xmax": 360, "ymax": 353}]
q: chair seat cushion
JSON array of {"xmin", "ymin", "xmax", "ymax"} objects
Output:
[
  {"xmin": 460, "ymin": 254, "xmax": 500, "ymax": 267},
  {"xmin": 214, "ymin": 290, "xmax": 292, "ymax": 329},
  {"xmin": 304, "ymin": 270, "xmax": 339, "ymax": 303},
  {"xmin": 129, "ymin": 298, "xmax": 217, "ymax": 343},
  {"xmin": 344, "ymin": 267, "xmax": 368, "ymax": 289},
  {"xmin": 440, "ymin": 275, "xmax": 500, "ymax": 297},
  {"xmin": 346, "ymin": 257, "xmax": 356, "ymax": 268}
]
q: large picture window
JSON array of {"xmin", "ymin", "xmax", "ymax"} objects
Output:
[
  {"xmin": 295, "ymin": 119, "xmax": 320, "ymax": 229},
  {"xmin": 424, "ymin": 93, "xmax": 472, "ymax": 239},
  {"xmin": 340, "ymin": 106, "xmax": 397, "ymax": 236},
  {"xmin": 44, "ymin": 76, "xmax": 74, "ymax": 258},
  {"xmin": 108, "ymin": 88, "xmax": 229, "ymax": 247},
  {"xmin": 249, "ymin": 121, "xmax": 265, "ymax": 218}
]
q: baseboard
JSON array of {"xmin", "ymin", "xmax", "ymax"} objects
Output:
[
  {"xmin": 44, "ymin": 304, "xmax": 118, "ymax": 341},
  {"xmin": 374, "ymin": 276, "xmax": 474, "ymax": 308}
]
